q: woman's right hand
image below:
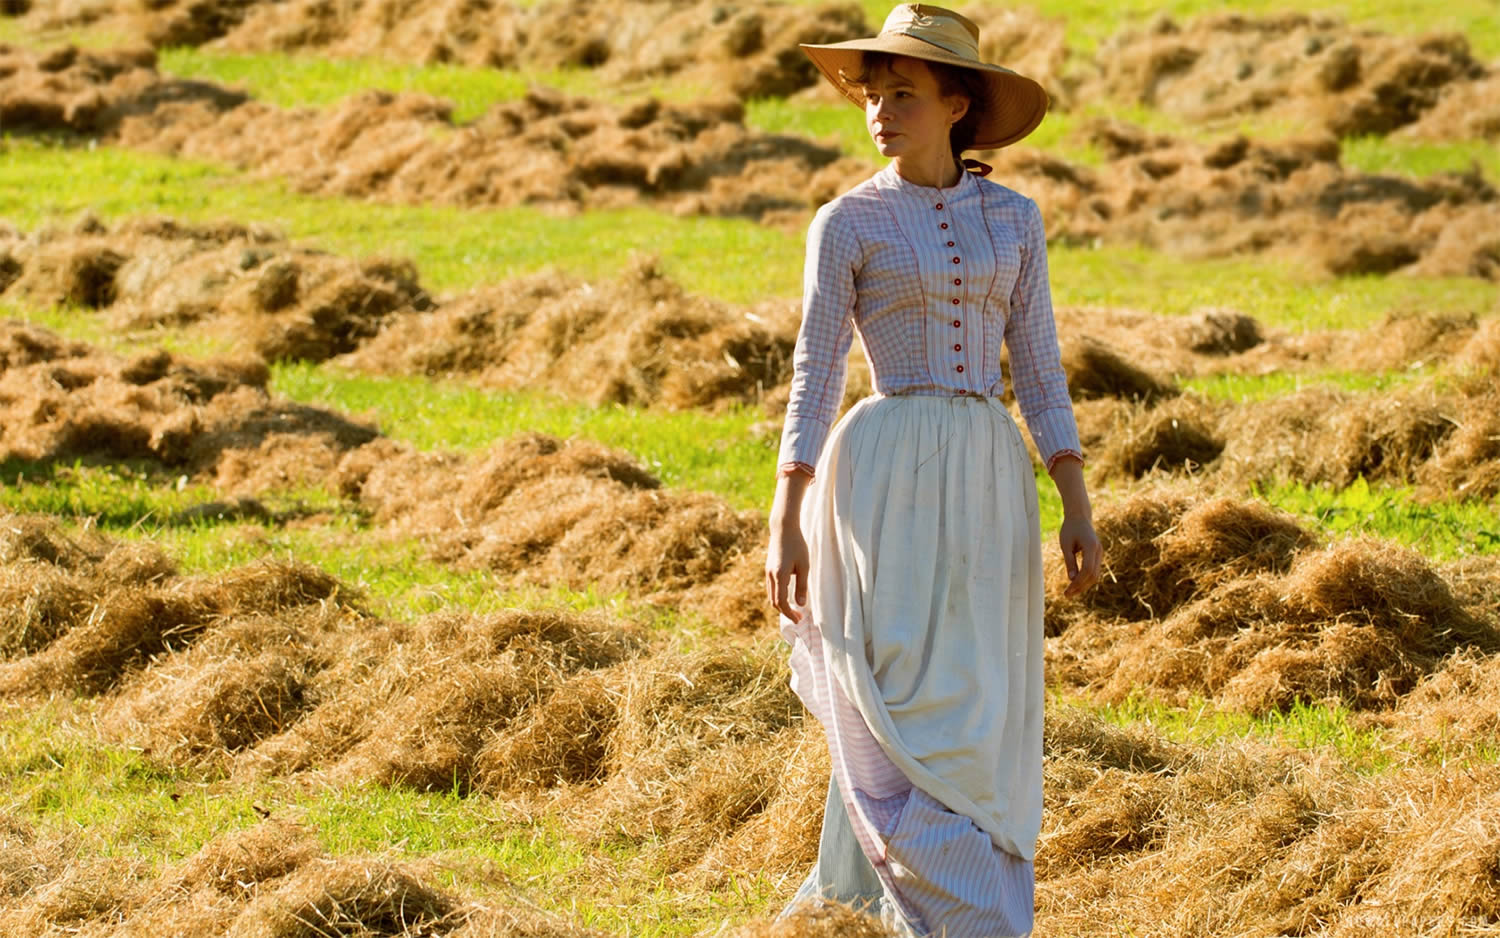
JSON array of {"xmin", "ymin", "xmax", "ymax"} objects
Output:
[
  {"xmin": 766, "ymin": 515, "xmax": 810, "ymax": 622},
  {"xmin": 766, "ymin": 470, "xmax": 814, "ymax": 622}
]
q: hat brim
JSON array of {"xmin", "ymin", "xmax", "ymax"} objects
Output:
[{"xmin": 799, "ymin": 35, "xmax": 1048, "ymax": 150}]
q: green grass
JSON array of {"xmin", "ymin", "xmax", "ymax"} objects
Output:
[
  {"xmin": 1180, "ymin": 369, "xmax": 1433, "ymax": 400},
  {"xmin": 1257, "ymin": 476, "xmax": 1500, "ymax": 560},
  {"xmin": 1063, "ymin": 692, "xmax": 1399, "ymax": 770},
  {"xmin": 1048, "ymin": 246, "xmax": 1496, "ymax": 332},
  {"xmin": 6, "ymin": 139, "xmax": 1496, "ymax": 333},
  {"xmin": 0, "ymin": 138, "xmax": 805, "ymax": 304},
  {"xmin": 0, "ymin": 699, "xmax": 781, "ymax": 936},
  {"xmin": 1342, "ymin": 136, "xmax": 1500, "ymax": 182},
  {"xmin": 158, "ymin": 49, "xmax": 616, "ymax": 124},
  {"xmin": 270, "ymin": 363, "xmax": 781, "ymax": 511}
]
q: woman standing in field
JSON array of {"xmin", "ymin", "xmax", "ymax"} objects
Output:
[{"xmin": 765, "ymin": 5, "xmax": 1101, "ymax": 935}]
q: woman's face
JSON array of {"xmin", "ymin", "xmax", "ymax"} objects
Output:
[{"xmin": 860, "ymin": 56, "xmax": 969, "ymax": 163}]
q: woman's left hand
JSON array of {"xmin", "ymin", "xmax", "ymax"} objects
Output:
[{"xmin": 1059, "ymin": 514, "xmax": 1102, "ymax": 598}]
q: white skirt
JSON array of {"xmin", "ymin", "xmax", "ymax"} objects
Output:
[{"xmin": 782, "ymin": 394, "xmax": 1043, "ymax": 938}]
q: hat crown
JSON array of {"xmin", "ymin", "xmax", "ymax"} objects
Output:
[{"xmin": 880, "ymin": 4, "xmax": 980, "ymax": 61}]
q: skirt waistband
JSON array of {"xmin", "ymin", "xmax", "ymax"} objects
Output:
[{"xmin": 879, "ymin": 389, "xmax": 998, "ymax": 400}]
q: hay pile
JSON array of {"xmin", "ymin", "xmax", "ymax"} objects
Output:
[
  {"xmin": 1036, "ymin": 711, "xmax": 1500, "ymax": 938},
  {"xmin": 1052, "ymin": 307, "xmax": 1500, "ymax": 382},
  {"xmin": 0, "ymin": 815, "xmax": 598, "ymax": 936},
  {"xmin": 24, "ymin": 0, "xmax": 871, "ymax": 100},
  {"xmin": 1075, "ymin": 12, "xmax": 1488, "ymax": 138},
  {"xmin": 0, "ymin": 514, "xmax": 347, "ymax": 697},
  {"xmin": 1046, "ymin": 489, "xmax": 1499, "ymax": 713},
  {"xmin": 337, "ymin": 431, "xmax": 774, "ymax": 632},
  {"xmin": 344, "ymin": 256, "xmax": 801, "ymax": 410},
  {"xmin": 0, "ymin": 321, "xmax": 380, "ymax": 491},
  {"xmin": 6, "ymin": 516, "xmax": 1500, "ymax": 934},
  {"xmin": 217, "ymin": 0, "xmax": 869, "ymax": 100},
  {"xmin": 1, "ymin": 215, "xmax": 430, "ymax": 362},
  {"xmin": 0, "ymin": 513, "xmax": 800, "ymax": 877},
  {"xmin": 1057, "ymin": 340, "xmax": 1500, "ymax": 500},
  {"xmin": 1402, "ymin": 71, "xmax": 1500, "ymax": 140},
  {"xmin": 110, "ymin": 80, "xmax": 866, "ymax": 223},
  {"xmin": 990, "ymin": 123, "xmax": 1500, "ymax": 279},
  {"xmin": 0, "ymin": 42, "xmax": 243, "ymax": 136}
]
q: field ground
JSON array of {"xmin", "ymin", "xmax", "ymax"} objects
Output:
[{"xmin": 1, "ymin": 0, "xmax": 1499, "ymax": 935}]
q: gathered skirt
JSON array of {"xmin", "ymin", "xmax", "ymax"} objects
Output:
[{"xmin": 781, "ymin": 394, "xmax": 1044, "ymax": 938}]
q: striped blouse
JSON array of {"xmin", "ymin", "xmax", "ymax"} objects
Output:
[{"xmin": 777, "ymin": 163, "xmax": 1082, "ymax": 476}]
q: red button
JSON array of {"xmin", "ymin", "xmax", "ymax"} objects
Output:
[
  {"xmin": 951, "ymin": 298, "xmax": 960, "ymax": 305},
  {"xmin": 952, "ymin": 257, "xmax": 960, "ymax": 264},
  {"xmin": 947, "ymin": 241, "xmax": 955, "ymax": 247},
  {"xmin": 940, "ymin": 223, "xmax": 949, "ymax": 229},
  {"xmin": 954, "ymin": 343, "xmax": 962, "ymax": 352},
  {"xmin": 954, "ymin": 278, "xmax": 962, "ymax": 285},
  {"xmin": 935, "ymin": 203, "xmax": 944, "ymax": 210},
  {"xmin": 953, "ymin": 319, "xmax": 961, "ymax": 327},
  {"xmin": 956, "ymin": 365, "xmax": 965, "ymax": 373}
]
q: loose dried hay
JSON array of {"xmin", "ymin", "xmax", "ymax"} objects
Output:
[
  {"xmin": 341, "ymin": 431, "xmax": 768, "ymax": 632},
  {"xmin": 227, "ymin": 856, "xmax": 457, "ymax": 938},
  {"xmin": 1088, "ymin": 395, "xmax": 1225, "ymax": 482},
  {"xmin": 1059, "ymin": 335, "xmax": 1178, "ymax": 404},
  {"xmin": 0, "ymin": 323, "xmax": 381, "ymax": 494},
  {"xmin": 1077, "ymin": 12, "xmax": 1486, "ymax": 138},
  {"xmin": 989, "ymin": 122, "xmax": 1500, "ymax": 279},
  {"xmin": 0, "ymin": 214, "xmax": 430, "ymax": 364},
  {"xmin": 345, "ymin": 257, "xmax": 801, "ymax": 411},
  {"xmin": 107, "ymin": 80, "xmax": 867, "ymax": 223},
  {"xmin": 1046, "ymin": 489, "xmax": 1497, "ymax": 713},
  {"xmin": 1216, "ymin": 384, "xmax": 1458, "ymax": 488},
  {"xmin": 0, "ymin": 525, "xmax": 349, "ymax": 698}
]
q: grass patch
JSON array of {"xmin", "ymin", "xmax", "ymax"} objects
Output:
[
  {"xmin": 1180, "ymin": 369, "xmax": 1433, "ymax": 401},
  {"xmin": 1060, "ymin": 692, "xmax": 1397, "ymax": 770},
  {"xmin": 0, "ymin": 699, "xmax": 781, "ymax": 937},
  {"xmin": 1256, "ymin": 476, "xmax": 1500, "ymax": 560},
  {"xmin": 157, "ymin": 48, "xmax": 613, "ymax": 123},
  {"xmin": 1342, "ymin": 136, "xmax": 1500, "ymax": 182},
  {"xmin": 5, "ymin": 138, "xmax": 1497, "ymax": 331},
  {"xmin": 0, "ymin": 138, "xmax": 806, "ymax": 303},
  {"xmin": 1049, "ymin": 246, "xmax": 1496, "ymax": 332},
  {"xmin": 270, "ymin": 362, "xmax": 780, "ymax": 510}
]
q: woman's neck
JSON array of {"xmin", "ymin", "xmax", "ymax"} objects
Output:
[{"xmin": 891, "ymin": 151, "xmax": 962, "ymax": 189}]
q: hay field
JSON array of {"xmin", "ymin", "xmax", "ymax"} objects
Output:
[{"xmin": 0, "ymin": 0, "xmax": 1498, "ymax": 935}]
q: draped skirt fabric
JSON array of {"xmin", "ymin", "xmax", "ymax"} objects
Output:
[{"xmin": 781, "ymin": 394, "xmax": 1044, "ymax": 938}]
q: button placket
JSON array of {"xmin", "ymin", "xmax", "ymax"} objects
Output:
[{"xmin": 935, "ymin": 197, "xmax": 966, "ymax": 378}]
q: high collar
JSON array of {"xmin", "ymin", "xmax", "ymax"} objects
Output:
[{"xmin": 876, "ymin": 161, "xmax": 976, "ymax": 201}]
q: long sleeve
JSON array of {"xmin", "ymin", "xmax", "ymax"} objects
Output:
[
  {"xmin": 1004, "ymin": 199, "xmax": 1082, "ymax": 470},
  {"xmin": 777, "ymin": 203, "xmax": 860, "ymax": 477}
]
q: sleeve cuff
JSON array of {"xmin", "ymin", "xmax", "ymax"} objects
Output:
[
  {"xmin": 1045, "ymin": 449, "xmax": 1084, "ymax": 472},
  {"xmin": 778, "ymin": 462, "xmax": 816, "ymax": 479}
]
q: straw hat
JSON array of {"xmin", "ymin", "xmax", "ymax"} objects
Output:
[{"xmin": 799, "ymin": 4, "xmax": 1048, "ymax": 149}]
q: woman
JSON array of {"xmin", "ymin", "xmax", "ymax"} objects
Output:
[{"xmin": 765, "ymin": 5, "xmax": 1101, "ymax": 936}]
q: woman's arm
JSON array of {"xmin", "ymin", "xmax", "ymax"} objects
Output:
[
  {"xmin": 766, "ymin": 469, "xmax": 814, "ymax": 621},
  {"xmin": 1048, "ymin": 454, "xmax": 1101, "ymax": 597}
]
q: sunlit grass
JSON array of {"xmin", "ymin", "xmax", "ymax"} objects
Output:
[
  {"xmin": 0, "ymin": 138, "xmax": 805, "ymax": 304},
  {"xmin": 6, "ymin": 140, "xmax": 1495, "ymax": 334},
  {"xmin": 1256, "ymin": 476, "xmax": 1500, "ymax": 561},
  {"xmin": 1180, "ymin": 369, "xmax": 1433, "ymax": 401},
  {"xmin": 0, "ymin": 698, "xmax": 782, "ymax": 937}
]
